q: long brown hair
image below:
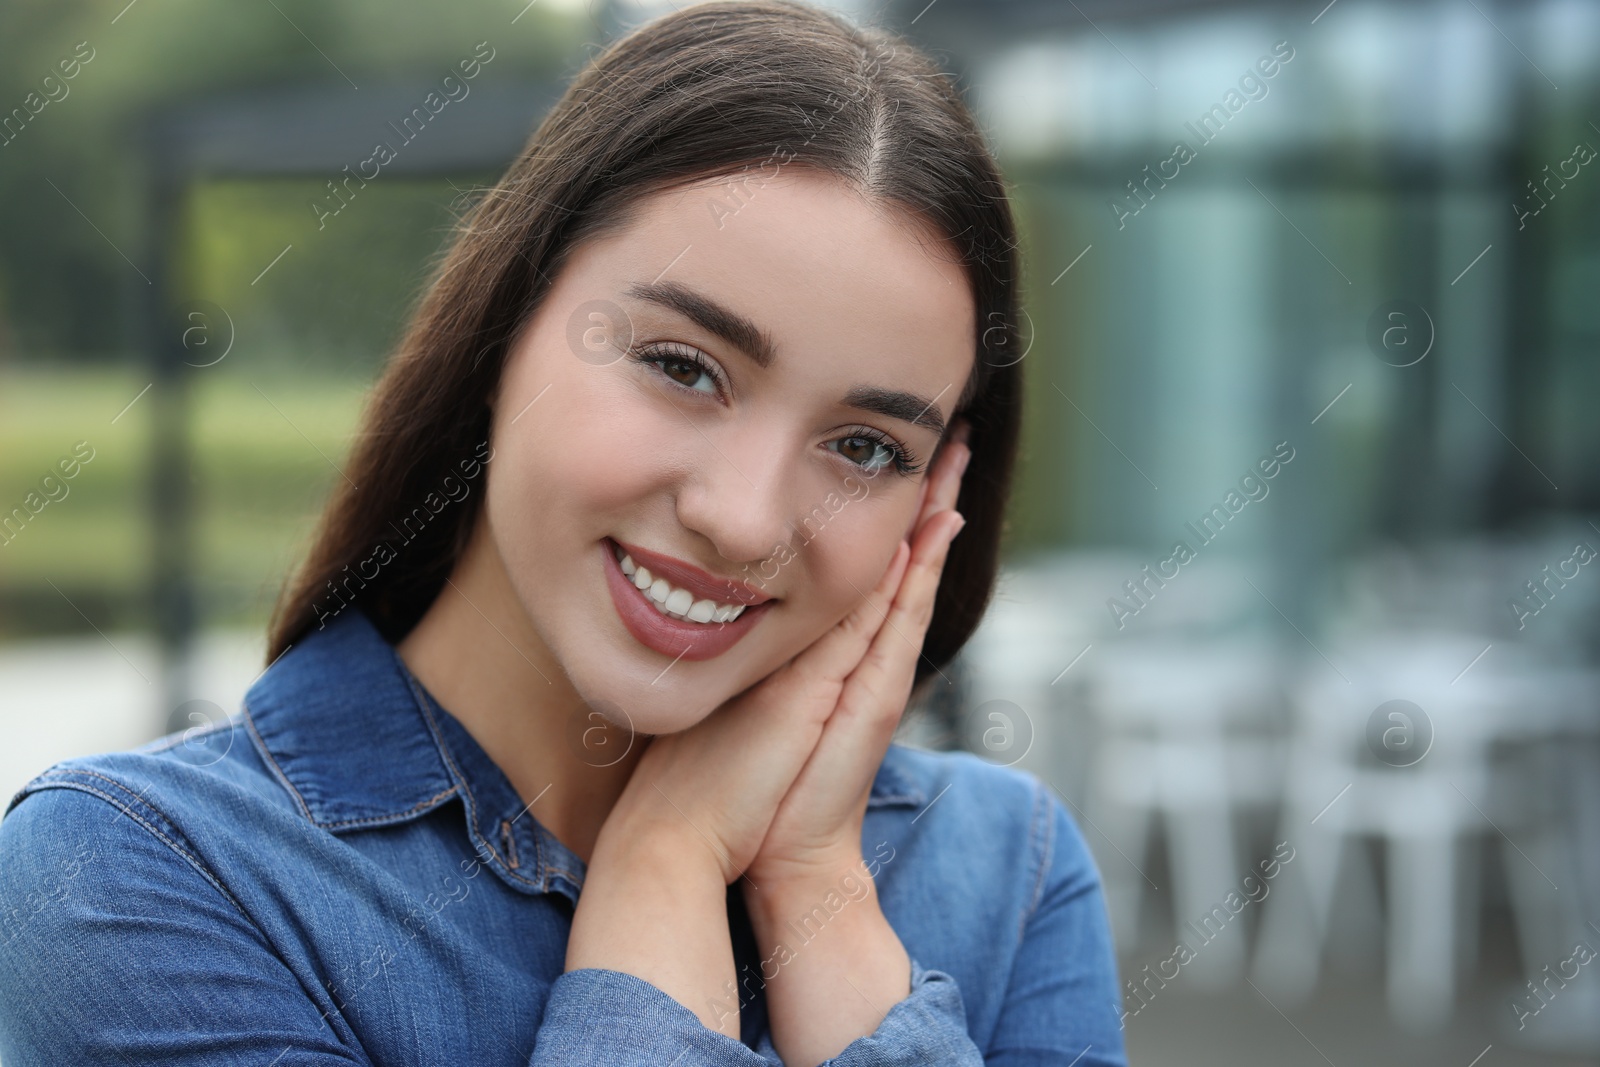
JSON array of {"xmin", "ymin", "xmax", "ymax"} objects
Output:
[{"xmin": 267, "ymin": 0, "xmax": 1025, "ymax": 694}]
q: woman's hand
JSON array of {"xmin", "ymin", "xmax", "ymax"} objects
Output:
[
  {"xmin": 740, "ymin": 419, "xmax": 971, "ymax": 891},
  {"xmin": 736, "ymin": 419, "xmax": 970, "ymax": 1067},
  {"xmin": 597, "ymin": 420, "xmax": 971, "ymax": 888},
  {"xmin": 574, "ymin": 420, "xmax": 968, "ymax": 1042}
]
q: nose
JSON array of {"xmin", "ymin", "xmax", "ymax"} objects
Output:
[{"xmin": 673, "ymin": 420, "xmax": 806, "ymax": 572}]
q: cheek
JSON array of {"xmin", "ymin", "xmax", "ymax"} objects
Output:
[
  {"xmin": 494, "ymin": 356, "xmax": 676, "ymax": 529},
  {"xmin": 793, "ymin": 500, "xmax": 911, "ymax": 626}
]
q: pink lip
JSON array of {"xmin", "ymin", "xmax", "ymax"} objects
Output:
[
  {"xmin": 608, "ymin": 537, "xmax": 774, "ymax": 606},
  {"xmin": 602, "ymin": 539, "xmax": 774, "ymax": 661}
]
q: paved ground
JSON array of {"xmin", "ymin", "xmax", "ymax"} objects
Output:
[
  {"xmin": 1111, "ymin": 867, "xmax": 1599, "ymax": 1066},
  {"xmin": 1120, "ymin": 963, "xmax": 1599, "ymax": 1067}
]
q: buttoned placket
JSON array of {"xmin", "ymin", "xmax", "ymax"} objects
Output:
[{"xmin": 402, "ymin": 668, "xmax": 588, "ymax": 908}]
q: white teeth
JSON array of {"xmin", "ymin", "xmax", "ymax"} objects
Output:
[{"xmin": 612, "ymin": 543, "xmax": 750, "ymax": 624}]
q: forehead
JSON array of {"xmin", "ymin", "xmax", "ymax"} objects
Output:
[{"xmin": 567, "ymin": 167, "xmax": 976, "ymax": 408}]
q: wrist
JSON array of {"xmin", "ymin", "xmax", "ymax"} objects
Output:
[
  {"xmin": 741, "ymin": 853, "xmax": 911, "ymax": 1067},
  {"xmin": 591, "ymin": 809, "xmax": 727, "ymax": 888},
  {"xmin": 570, "ymin": 813, "xmax": 742, "ymax": 1038},
  {"xmin": 742, "ymin": 848, "xmax": 877, "ymax": 938}
]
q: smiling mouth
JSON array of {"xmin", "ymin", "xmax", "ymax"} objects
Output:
[{"xmin": 609, "ymin": 540, "xmax": 753, "ymax": 625}]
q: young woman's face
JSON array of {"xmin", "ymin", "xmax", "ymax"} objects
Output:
[{"xmin": 484, "ymin": 167, "xmax": 975, "ymax": 734}]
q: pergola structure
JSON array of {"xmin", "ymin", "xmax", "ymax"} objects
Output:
[{"xmin": 141, "ymin": 80, "xmax": 562, "ymax": 731}]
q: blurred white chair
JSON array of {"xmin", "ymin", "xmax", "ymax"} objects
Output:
[
  {"xmin": 1080, "ymin": 634, "xmax": 1287, "ymax": 985},
  {"xmin": 1251, "ymin": 629, "xmax": 1600, "ymax": 1032},
  {"xmin": 959, "ymin": 552, "xmax": 1133, "ymax": 785}
]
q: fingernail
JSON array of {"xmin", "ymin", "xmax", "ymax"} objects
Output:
[
  {"xmin": 956, "ymin": 446, "xmax": 972, "ymax": 478},
  {"xmin": 950, "ymin": 513, "xmax": 967, "ymax": 539}
]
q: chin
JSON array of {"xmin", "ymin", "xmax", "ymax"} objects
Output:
[{"xmin": 568, "ymin": 663, "xmax": 726, "ymax": 737}]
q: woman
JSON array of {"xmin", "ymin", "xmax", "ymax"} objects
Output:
[{"xmin": 0, "ymin": 2, "xmax": 1124, "ymax": 1063}]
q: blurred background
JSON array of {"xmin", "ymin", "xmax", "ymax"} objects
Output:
[{"xmin": 1, "ymin": 0, "xmax": 1596, "ymax": 1064}]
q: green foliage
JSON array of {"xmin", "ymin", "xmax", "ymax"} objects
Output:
[
  {"xmin": 0, "ymin": 0, "xmax": 587, "ymax": 359},
  {"xmin": 183, "ymin": 178, "xmax": 475, "ymax": 373},
  {"xmin": 0, "ymin": 365, "xmax": 367, "ymax": 637}
]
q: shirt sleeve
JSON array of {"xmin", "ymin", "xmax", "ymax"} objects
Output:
[
  {"xmin": 0, "ymin": 781, "xmax": 373, "ymax": 1066},
  {"xmin": 541, "ymin": 781, "xmax": 1129, "ymax": 1067},
  {"xmin": 980, "ymin": 784, "xmax": 1128, "ymax": 1066},
  {"xmin": 791, "ymin": 783, "xmax": 1126, "ymax": 1066},
  {"xmin": 531, "ymin": 967, "xmax": 781, "ymax": 1065},
  {"xmin": 536, "ymin": 959, "xmax": 984, "ymax": 1067},
  {"xmin": 810, "ymin": 957, "xmax": 986, "ymax": 1066}
]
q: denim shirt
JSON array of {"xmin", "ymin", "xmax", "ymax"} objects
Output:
[{"xmin": 0, "ymin": 608, "xmax": 1126, "ymax": 1066}]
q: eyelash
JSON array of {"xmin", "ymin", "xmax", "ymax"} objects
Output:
[{"xmin": 631, "ymin": 341, "xmax": 926, "ymax": 477}]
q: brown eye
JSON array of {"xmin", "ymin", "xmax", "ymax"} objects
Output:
[
  {"xmin": 827, "ymin": 432, "xmax": 918, "ymax": 475},
  {"xmin": 633, "ymin": 342, "xmax": 722, "ymax": 396},
  {"xmin": 837, "ymin": 436, "xmax": 882, "ymax": 467},
  {"xmin": 662, "ymin": 359, "xmax": 702, "ymax": 388}
]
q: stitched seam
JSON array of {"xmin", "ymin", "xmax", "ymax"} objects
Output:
[
  {"xmin": 981, "ymin": 777, "xmax": 1055, "ymax": 1054},
  {"xmin": 868, "ymin": 748, "xmax": 927, "ymax": 809},
  {"xmin": 1019, "ymin": 777, "xmax": 1054, "ymax": 942},
  {"xmin": 317, "ymin": 785, "xmax": 460, "ymax": 830},
  {"xmin": 22, "ymin": 776, "xmax": 251, "ymax": 922},
  {"xmin": 35, "ymin": 767, "xmax": 188, "ymax": 844},
  {"xmin": 242, "ymin": 698, "xmax": 318, "ymax": 824},
  {"xmin": 526, "ymin": 816, "xmax": 600, "ymax": 891},
  {"xmin": 406, "ymin": 673, "xmax": 542, "ymax": 890},
  {"xmin": 19, "ymin": 775, "xmax": 371, "ymax": 1059},
  {"xmin": 527, "ymin": 803, "xmax": 548, "ymax": 887},
  {"xmin": 244, "ymin": 662, "xmax": 460, "ymax": 832}
]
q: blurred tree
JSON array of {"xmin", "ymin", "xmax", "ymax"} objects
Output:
[{"xmin": 0, "ymin": 0, "xmax": 589, "ymax": 363}]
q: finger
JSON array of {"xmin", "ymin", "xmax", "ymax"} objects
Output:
[
  {"xmin": 831, "ymin": 509, "xmax": 963, "ymax": 732},
  {"xmin": 749, "ymin": 521, "xmax": 955, "ymax": 851},
  {"xmin": 803, "ymin": 513, "xmax": 963, "ymax": 808},
  {"xmin": 935, "ymin": 429, "xmax": 970, "ymax": 513},
  {"xmin": 781, "ymin": 538, "xmax": 910, "ymax": 685},
  {"xmin": 723, "ymin": 537, "xmax": 909, "ymax": 751},
  {"xmin": 913, "ymin": 423, "xmax": 970, "ymax": 535},
  {"xmin": 883, "ymin": 508, "xmax": 965, "ymax": 663},
  {"xmin": 951, "ymin": 416, "xmax": 972, "ymax": 448}
]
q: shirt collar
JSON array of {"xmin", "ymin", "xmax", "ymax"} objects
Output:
[{"xmin": 243, "ymin": 607, "xmax": 927, "ymax": 899}]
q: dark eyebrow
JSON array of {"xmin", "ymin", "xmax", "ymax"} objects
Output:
[
  {"xmin": 623, "ymin": 279, "xmax": 949, "ymax": 438},
  {"xmin": 841, "ymin": 385, "xmax": 948, "ymax": 438},
  {"xmin": 625, "ymin": 281, "xmax": 777, "ymax": 369}
]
